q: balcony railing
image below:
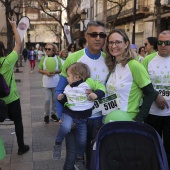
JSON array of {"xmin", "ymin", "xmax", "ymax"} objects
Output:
[{"xmin": 107, "ymin": 5, "xmax": 150, "ymax": 22}]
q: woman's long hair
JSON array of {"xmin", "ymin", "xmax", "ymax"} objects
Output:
[
  {"xmin": 105, "ymin": 28, "xmax": 136, "ymax": 72},
  {"xmin": 0, "ymin": 41, "xmax": 5, "ymax": 56}
]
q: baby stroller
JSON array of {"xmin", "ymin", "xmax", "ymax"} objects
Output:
[{"xmin": 91, "ymin": 121, "xmax": 169, "ymax": 170}]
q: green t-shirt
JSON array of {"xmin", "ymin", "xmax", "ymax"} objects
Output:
[{"xmin": 0, "ymin": 51, "xmax": 19, "ymax": 104}]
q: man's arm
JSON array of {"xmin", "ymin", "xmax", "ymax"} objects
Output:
[{"xmin": 56, "ymin": 75, "xmax": 68, "ymax": 118}]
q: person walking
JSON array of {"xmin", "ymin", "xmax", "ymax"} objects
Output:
[
  {"xmin": 104, "ymin": 28, "xmax": 156, "ymax": 122},
  {"xmin": 58, "ymin": 49, "xmax": 68, "ymax": 65},
  {"xmin": 142, "ymin": 30, "xmax": 170, "ymax": 167},
  {"xmin": 22, "ymin": 48, "xmax": 27, "ymax": 62},
  {"xmin": 38, "ymin": 43, "xmax": 62, "ymax": 124},
  {"xmin": 37, "ymin": 46, "xmax": 44, "ymax": 62},
  {"xmin": 136, "ymin": 46, "xmax": 145, "ymax": 63},
  {"xmin": 67, "ymin": 43, "xmax": 76, "ymax": 56},
  {"xmin": 27, "ymin": 46, "xmax": 36, "ymax": 73},
  {"xmin": 55, "ymin": 20, "xmax": 109, "ymax": 170},
  {"xmin": 0, "ymin": 17, "xmax": 29, "ymax": 155}
]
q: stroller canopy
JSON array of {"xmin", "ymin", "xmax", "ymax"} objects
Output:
[{"xmin": 91, "ymin": 121, "xmax": 169, "ymax": 170}]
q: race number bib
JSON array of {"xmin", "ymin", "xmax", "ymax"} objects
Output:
[
  {"xmin": 155, "ymin": 85, "xmax": 170, "ymax": 100},
  {"xmin": 93, "ymin": 94, "xmax": 119, "ymax": 115}
]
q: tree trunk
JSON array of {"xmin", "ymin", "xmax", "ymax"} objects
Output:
[{"xmin": 5, "ymin": 0, "xmax": 13, "ymax": 53}]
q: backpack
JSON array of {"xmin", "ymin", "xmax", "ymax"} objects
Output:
[
  {"xmin": 0, "ymin": 99, "xmax": 8, "ymax": 122},
  {"xmin": 0, "ymin": 59, "xmax": 12, "ymax": 98},
  {"xmin": 0, "ymin": 59, "xmax": 10, "ymax": 122}
]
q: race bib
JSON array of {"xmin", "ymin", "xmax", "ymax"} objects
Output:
[
  {"xmin": 155, "ymin": 85, "xmax": 170, "ymax": 100},
  {"xmin": 93, "ymin": 94, "xmax": 119, "ymax": 115}
]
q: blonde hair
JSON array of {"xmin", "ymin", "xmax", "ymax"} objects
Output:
[
  {"xmin": 66, "ymin": 62, "xmax": 90, "ymax": 81},
  {"xmin": 45, "ymin": 43, "xmax": 57, "ymax": 54},
  {"xmin": 105, "ymin": 28, "xmax": 136, "ymax": 72},
  {"xmin": 59, "ymin": 49, "xmax": 68, "ymax": 58}
]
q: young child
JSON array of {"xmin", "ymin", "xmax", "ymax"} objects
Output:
[{"xmin": 52, "ymin": 62, "xmax": 106, "ymax": 165}]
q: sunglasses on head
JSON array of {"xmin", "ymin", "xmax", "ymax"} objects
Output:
[
  {"xmin": 45, "ymin": 48, "xmax": 52, "ymax": 51},
  {"xmin": 157, "ymin": 40, "xmax": 170, "ymax": 46},
  {"xmin": 87, "ymin": 32, "xmax": 107, "ymax": 39}
]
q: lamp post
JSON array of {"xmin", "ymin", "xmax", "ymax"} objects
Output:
[
  {"xmin": 155, "ymin": 0, "xmax": 161, "ymax": 37},
  {"xmin": 132, "ymin": 0, "xmax": 136, "ymax": 44},
  {"xmin": 80, "ymin": 9, "xmax": 87, "ymax": 34},
  {"xmin": 27, "ymin": 29, "xmax": 31, "ymax": 49}
]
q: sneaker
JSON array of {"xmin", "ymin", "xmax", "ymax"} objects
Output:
[
  {"xmin": 74, "ymin": 159, "xmax": 87, "ymax": 170},
  {"xmin": 18, "ymin": 145, "xmax": 30, "ymax": 155},
  {"xmin": 51, "ymin": 114, "xmax": 59, "ymax": 122},
  {"xmin": 52, "ymin": 144, "xmax": 62, "ymax": 160},
  {"xmin": 44, "ymin": 115, "xmax": 49, "ymax": 124}
]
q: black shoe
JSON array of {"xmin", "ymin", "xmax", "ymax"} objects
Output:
[
  {"xmin": 18, "ymin": 145, "xmax": 30, "ymax": 155},
  {"xmin": 44, "ymin": 115, "xmax": 49, "ymax": 124},
  {"xmin": 51, "ymin": 114, "xmax": 59, "ymax": 122}
]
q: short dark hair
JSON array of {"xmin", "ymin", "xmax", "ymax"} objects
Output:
[
  {"xmin": 147, "ymin": 37, "xmax": 158, "ymax": 51},
  {"xmin": 85, "ymin": 20, "xmax": 106, "ymax": 33},
  {"xmin": 78, "ymin": 37, "xmax": 87, "ymax": 49},
  {"xmin": 138, "ymin": 46, "xmax": 145, "ymax": 54}
]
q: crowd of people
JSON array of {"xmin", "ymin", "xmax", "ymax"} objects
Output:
[{"xmin": 0, "ymin": 18, "xmax": 170, "ymax": 170}]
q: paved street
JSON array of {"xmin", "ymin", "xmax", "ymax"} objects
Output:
[{"xmin": 0, "ymin": 61, "xmax": 65, "ymax": 170}]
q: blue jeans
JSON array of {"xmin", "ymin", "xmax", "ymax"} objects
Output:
[
  {"xmin": 63, "ymin": 130, "xmax": 76, "ymax": 170},
  {"xmin": 56, "ymin": 113, "xmax": 87, "ymax": 157},
  {"xmin": 43, "ymin": 87, "xmax": 56, "ymax": 116},
  {"xmin": 86, "ymin": 116, "xmax": 103, "ymax": 170}
]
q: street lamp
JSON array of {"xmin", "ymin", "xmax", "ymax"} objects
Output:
[
  {"xmin": 27, "ymin": 29, "xmax": 31, "ymax": 49},
  {"xmin": 80, "ymin": 9, "xmax": 87, "ymax": 31},
  {"xmin": 132, "ymin": 0, "xmax": 136, "ymax": 44},
  {"xmin": 155, "ymin": 0, "xmax": 161, "ymax": 37}
]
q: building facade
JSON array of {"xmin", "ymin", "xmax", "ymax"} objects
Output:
[{"xmin": 1, "ymin": 0, "xmax": 170, "ymax": 50}]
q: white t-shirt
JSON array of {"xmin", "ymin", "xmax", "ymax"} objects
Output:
[
  {"xmin": 38, "ymin": 50, "xmax": 44, "ymax": 60},
  {"xmin": 142, "ymin": 52, "xmax": 170, "ymax": 116},
  {"xmin": 106, "ymin": 60, "xmax": 151, "ymax": 119}
]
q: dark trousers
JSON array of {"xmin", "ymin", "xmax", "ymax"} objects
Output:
[
  {"xmin": 7, "ymin": 99, "xmax": 24, "ymax": 148},
  {"xmin": 63, "ymin": 130, "xmax": 76, "ymax": 170},
  {"xmin": 144, "ymin": 114, "xmax": 170, "ymax": 167},
  {"xmin": 86, "ymin": 116, "xmax": 103, "ymax": 170}
]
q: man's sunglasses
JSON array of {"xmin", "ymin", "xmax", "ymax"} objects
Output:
[
  {"xmin": 87, "ymin": 32, "xmax": 107, "ymax": 39},
  {"xmin": 45, "ymin": 48, "xmax": 52, "ymax": 51},
  {"xmin": 157, "ymin": 40, "xmax": 170, "ymax": 46}
]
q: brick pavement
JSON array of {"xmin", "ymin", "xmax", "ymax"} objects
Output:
[{"xmin": 0, "ymin": 61, "xmax": 65, "ymax": 170}]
